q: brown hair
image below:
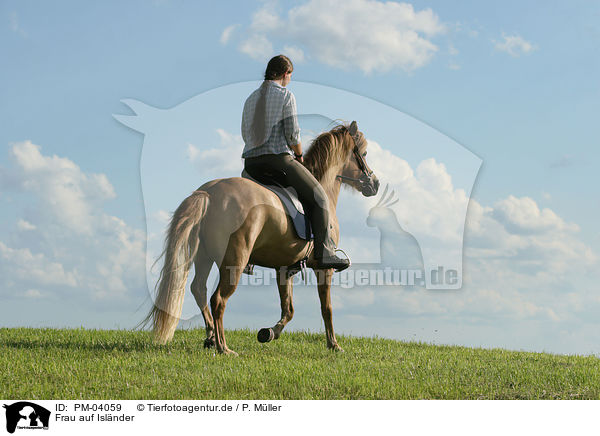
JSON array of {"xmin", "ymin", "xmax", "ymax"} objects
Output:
[
  {"xmin": 264, "ymin": 54, "xmax": 293, "ymax": 80},
  {"xmin": 251, "ymin": 55, "xmax": 294, "ymax": 145}
]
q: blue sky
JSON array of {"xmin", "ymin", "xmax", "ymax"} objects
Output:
[{"xmin": 1, "ymin": 0, "xmax": 599, "ymax": 354}]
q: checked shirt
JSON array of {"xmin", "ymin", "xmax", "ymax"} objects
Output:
[{"xmin": 241, "ymin": 81, "xmax": 301, "ymax": 158}]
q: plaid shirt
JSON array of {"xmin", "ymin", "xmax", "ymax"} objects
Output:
[{"xmin": 241, "ymin": 81, "xmax": 301, "ymax": 158}]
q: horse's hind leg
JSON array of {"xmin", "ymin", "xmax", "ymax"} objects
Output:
[
  {"xmin": 190, "ymin": 250, "xmax": 215, "ymax": 349},
  {"xmin": 210, "ymin": 251, "xmax": 248, "ymax": 356},
  {"xmin": 257, "ymin": 269, "xmax": 294, "ymax": 343}
]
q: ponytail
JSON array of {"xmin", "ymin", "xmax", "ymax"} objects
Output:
[{"xmin": 251, "ymin": 55, "xmax": 294, "ymax": 146}]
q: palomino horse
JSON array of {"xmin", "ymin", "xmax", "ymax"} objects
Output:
[{"xmin": 145, "ymin": 121, "xmax": 379, "ymax": 355}]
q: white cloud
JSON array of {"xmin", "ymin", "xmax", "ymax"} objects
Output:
[
  {"xmin": 220, "ymin": 24, "xmax": 239, "ymax": 45},
  {"xmin": 153, "ymin": 210, "xmax": 171, "ymax": 225},
  {"xmin": 24, "ymin": 289, "xmax": 45, "ymax": 299},
  {"xmin": 466, "ymin": 195, "xmax": 594, "ymax": 270},
  {"xmin": 9, "ymin": 141, "xmax": 116, "ymax": 235},
  {"xmin": 0, "ymin": 142, "xmax": 145, "ymax": 302},
  {"xmin": 186, "ymin": 143, "xmax": 200, "ymax": 161},
  {"xmin": 283, "ymin": 45, "xmax": 305, "ymax": 63},
  {"xmin": 17, "ymin": 219, "xmax": 36, "ymax": 231},
  {"xmin": 491, "ymin": 195, "xmax": 578, "ymax": 235},
  {"xmin": 0, "ymin": 241, "xmax": 77, "ymax": 288},
  {"xmin": 239, "ymin": 33, "xmax": 274, "ymax": 61},
  {"xmin": 364, "ymin": 140, "xmax": 469, "ymax": 243},
  {"xmin": 250, "ymin": 5, "xmax": 281, "ymax": 31},
  {"xmin": 187, "ymin": 129, "xmax": 244, "ymax": 178},
  {"xmin": 494, "ymin": 33, "xmax": 537, "ymax": 57},
  {"xmin": 234, "ymin": 0, "xmax": 446, "ymax": 73}
]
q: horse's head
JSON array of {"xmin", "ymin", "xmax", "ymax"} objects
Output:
[{"xmin": 337, "ymin": 121, "xmax": 380, "ymax": 197}]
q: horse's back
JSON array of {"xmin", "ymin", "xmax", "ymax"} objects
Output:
[{"xmin": 199, "ymin": 176, "xmax": 286, "ymax": 211}]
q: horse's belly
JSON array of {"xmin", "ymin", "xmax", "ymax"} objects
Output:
[{"xmin": 250, "ymin": 237, "xmax": 311, "ymax": 268}]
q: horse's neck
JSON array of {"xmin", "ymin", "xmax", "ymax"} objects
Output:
[
  {"xmin": 319, "ymin": 164, "xmax": 343, "ymax": 214},
  {"xmin": 308, "ymin": 134, "xmax": 350, "ymax": 214}
]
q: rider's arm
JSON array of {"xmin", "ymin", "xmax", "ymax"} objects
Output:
[
  {"xmin": 289, "ymin": 142, "xmax": 303, "ymax": 162},
  {"xmin": 283, "ymin": 92, "xmax": 301, "ymax": 159}
]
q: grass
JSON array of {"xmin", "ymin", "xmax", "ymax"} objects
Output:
[{"xmin": 1, "ymin": 327, "xmax": 599, "ymax": 399}]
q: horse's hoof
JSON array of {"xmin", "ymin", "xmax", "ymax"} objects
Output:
[
  {"xmin": 257, "ymin": 328, "xmax": 274, "ymax": 343},
  {"xmin": 330, "ymin": 344, "xmax": 344, "ymax": 352},
  {"xmin": 203, "ymin": 338, "xmax": 215, "ymax": 349}
]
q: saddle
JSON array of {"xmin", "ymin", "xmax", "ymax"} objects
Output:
[{"xmin": 241, "ymin": 166, "xmax": 313, "ymax": 241}]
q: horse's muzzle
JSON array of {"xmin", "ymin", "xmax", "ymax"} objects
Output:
[{"xmin": 360, "ymin": 175, "xmax": 379, "ymax": 197}]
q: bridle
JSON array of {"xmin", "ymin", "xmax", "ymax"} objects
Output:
[{"xmin": 336, "ymin": 131, "xmax": 375, "ymax": 189}]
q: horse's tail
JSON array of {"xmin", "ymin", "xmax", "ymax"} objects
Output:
[{"xmin": 144, "ymin": 190, "xmax": 210, "ymax": 344}]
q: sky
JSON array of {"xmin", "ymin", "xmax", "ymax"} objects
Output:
[{"xmin": 1, "ymin": 0, "xmax": 599, "ymax": 355}]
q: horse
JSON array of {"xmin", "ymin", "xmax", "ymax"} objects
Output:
[{"xmin": 144, "ymin": 121, "xmax": 379, "ymax": 355}]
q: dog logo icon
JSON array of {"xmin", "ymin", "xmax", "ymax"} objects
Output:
[{"xmin": 3, "ymin": 402, "xmax": 50, "ymax": 434}]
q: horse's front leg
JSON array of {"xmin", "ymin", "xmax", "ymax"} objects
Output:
[
  {"xmin": 316, "ymin": 268, "xmax": 343, "ymax": 352},
  {"xmin": 257, "ymin": 268, "xmax": 294, "ymax": 343}
]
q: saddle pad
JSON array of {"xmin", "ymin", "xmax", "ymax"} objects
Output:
[{"xmin": 241, "ymin": 170, "xmax": 313, "ymax": 241}]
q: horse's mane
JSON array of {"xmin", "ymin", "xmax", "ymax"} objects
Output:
[{"xmin": 303, "ymin": 124, "xmax": 354, "ymax": 181}]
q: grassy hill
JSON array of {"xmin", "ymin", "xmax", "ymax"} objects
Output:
[{"xmin": 1, "ymin": 328, "xmax": 599, "ymax": 399}]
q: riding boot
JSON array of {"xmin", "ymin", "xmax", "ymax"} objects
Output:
[{"xmin": 313, "ymin": 227, "xmax": 350, "ymax": 272}]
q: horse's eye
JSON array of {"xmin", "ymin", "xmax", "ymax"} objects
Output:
[{"xmin": 362, "ymin": 152, "xmax": 367, "ymax": 157}]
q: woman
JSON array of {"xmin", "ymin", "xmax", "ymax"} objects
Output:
[{"xmin": 241, "ymin": 55, "xmax": 349, "ymax": 271}]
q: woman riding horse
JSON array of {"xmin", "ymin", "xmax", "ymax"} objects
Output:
[
  {"xmin": 144, "ymin": 58, "xmax": 380, "ymax": 354},
  {"xmin": 242, "ymin": 55, "xmax": 350, "ymax": 271}
]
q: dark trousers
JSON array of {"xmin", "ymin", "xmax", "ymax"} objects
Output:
[{"xmin": 244, "ymin": 153, "xmax": 335, "ymax": 259}]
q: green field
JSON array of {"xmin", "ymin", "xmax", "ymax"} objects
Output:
[{"xmin": 1, "ymin": 328, "xmax": 599, "ymax": 399}]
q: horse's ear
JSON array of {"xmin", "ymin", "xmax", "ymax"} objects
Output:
[{"xmin": 348, "ymin": 121, "xmax": 358, "ymax": 136}]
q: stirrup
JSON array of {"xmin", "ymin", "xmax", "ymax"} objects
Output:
[
  {"xmin": 284, "ymin": 257, "xmax": 308, "ymax": 280},
  {"xmin": 243, "ymin": 264, "xmax": 255, "ymax": 275},
  {"xmin": 335, "ymin": 248, "xmax": 351, "ymax": 266}
]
